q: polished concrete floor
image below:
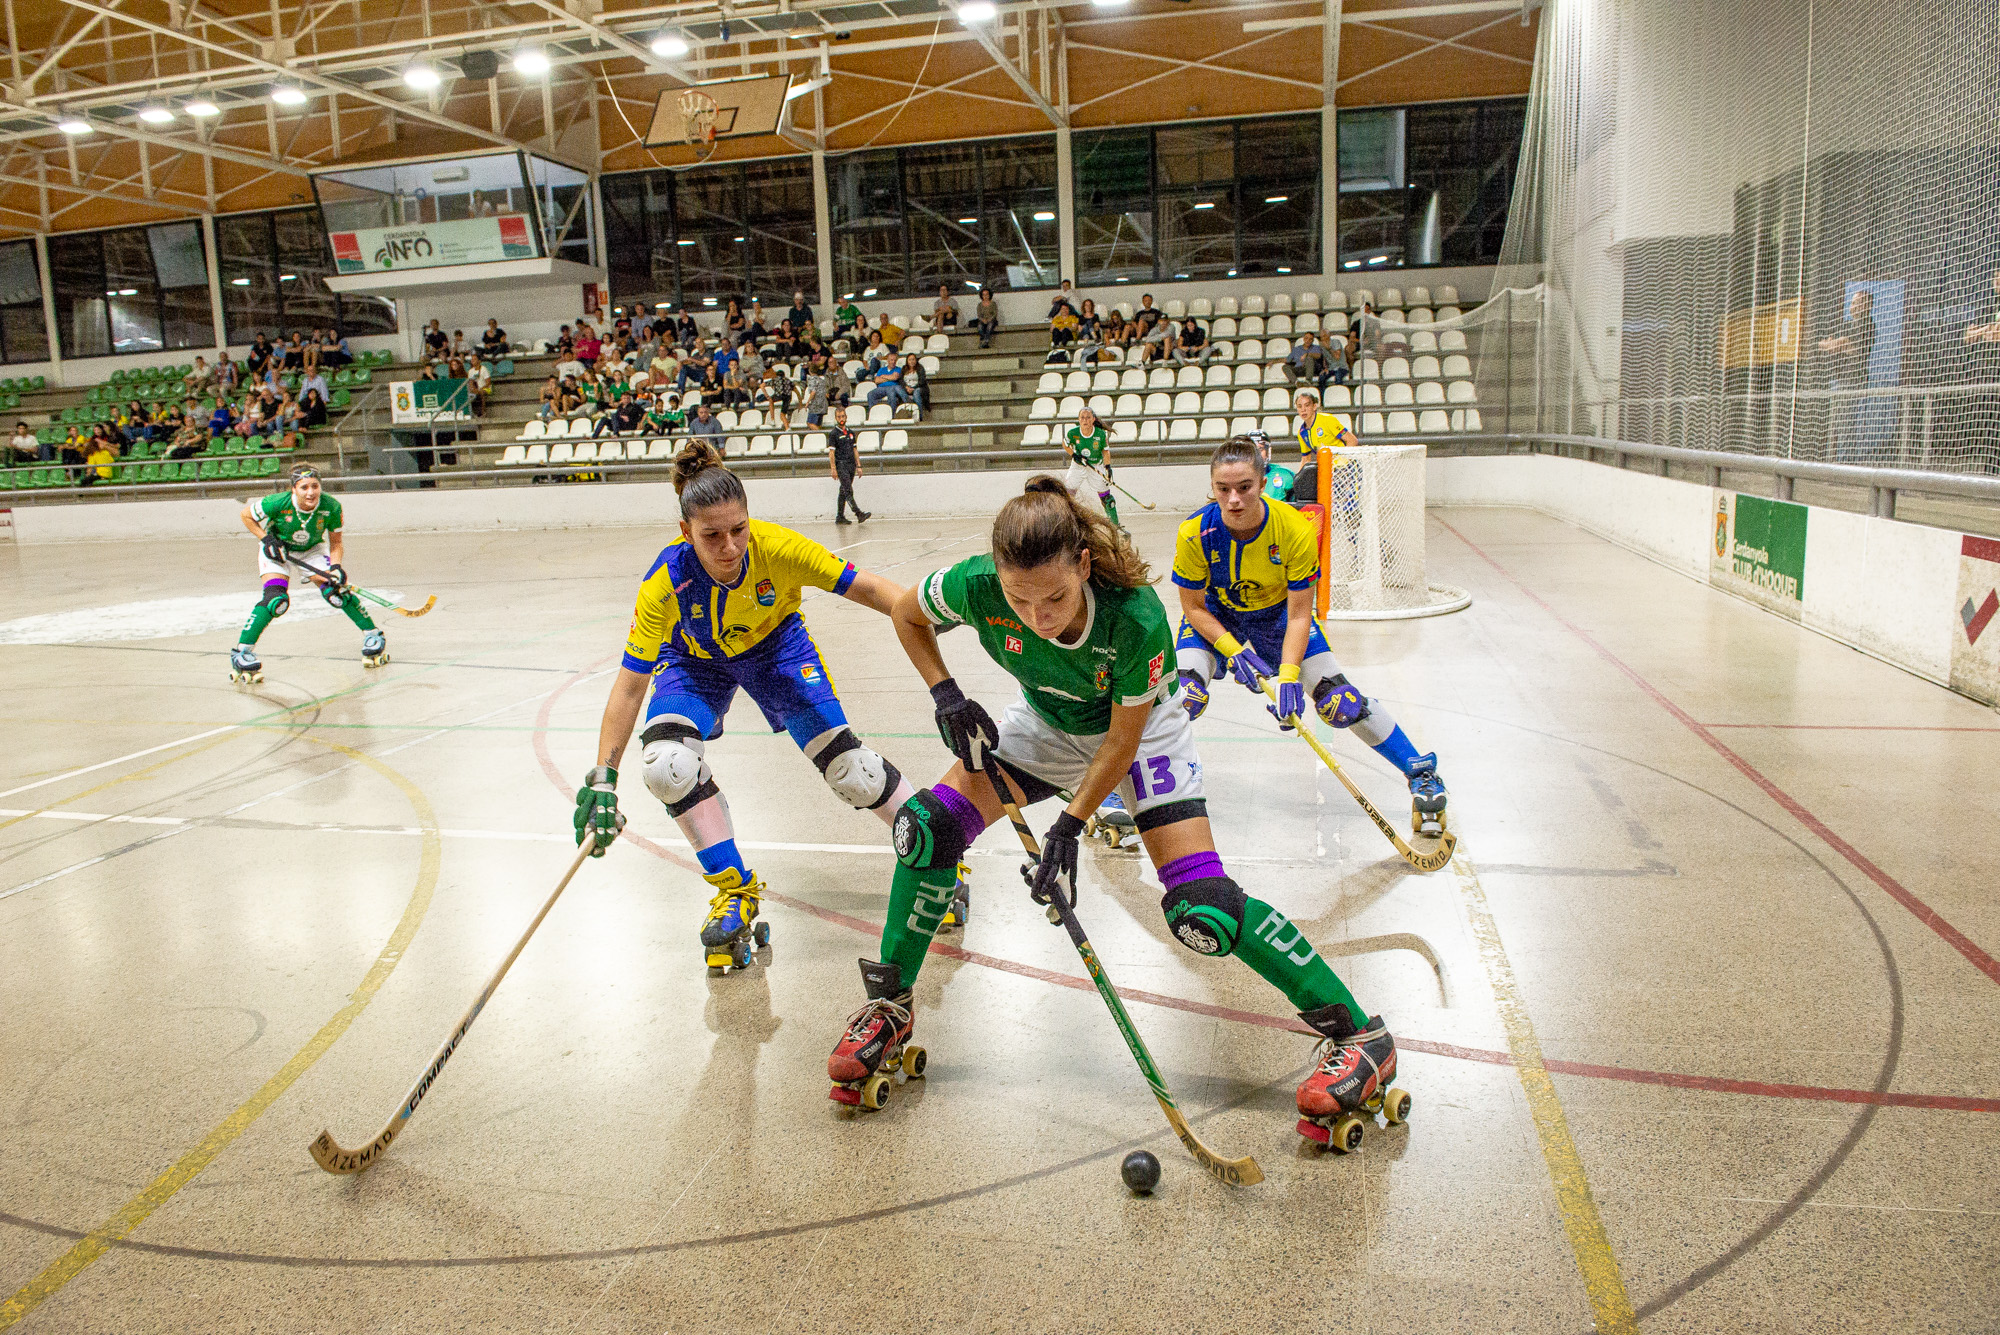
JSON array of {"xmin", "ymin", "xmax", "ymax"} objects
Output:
[{"xmin": 1, "ymin": 506, "xmax": 1996, "ymax": 1334}]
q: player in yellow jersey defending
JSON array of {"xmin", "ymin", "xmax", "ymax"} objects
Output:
[{"xmin": 571, "ymin": 440, "xmax": 928, "ymax": 974}]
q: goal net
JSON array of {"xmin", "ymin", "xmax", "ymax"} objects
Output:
[
  {"xmin": 1309, "ymin": 444, "xmax": 1471, "ymax": 620},
  {"xmin": 1492, "ymin": 0, "xmax": 2000, "ymax": 474}
]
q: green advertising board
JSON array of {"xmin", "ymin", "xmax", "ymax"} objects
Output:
[{"xmin": 1711, "ymin": 491, "xmax": 1807, "ymax": 617}]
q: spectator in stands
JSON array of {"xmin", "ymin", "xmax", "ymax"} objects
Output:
[
  {"xmin": 423, "ymin": 319, "xmax": 449, "ymax": 362},
  {"xmin": 786, "ymin": 290, "xmax": 815, "ymax": 336},
  {"xmin": 301, "ymin": 330, "xmax": 322, "ymax": 375},
  {"xmin": 665, "ymin": 311, "xmax": 693, "ymax": 350},
  {"xmin": 1100, "ymin": 308, "xmax": 1130, "ymax": 356},
  {"xmin": 208, "ymin": 399, "xmax": 236, "ymax": 437},
  {"xmin": 274, "ymin": 392, "xmax": 303, "ymax": 436},
  {"xmin": 737, "ymin": 342, "xmax": 767, "ymax": 390},
  {"xmin": 642, "ymin": 393, "xmax": 684, "ymax": 436},
  {"xmin": 465, "ymin": 355, "xmax": 492, "ymax": 416},
  {"xmin": 721, "ymin": 298, "xmax": 747, "ymax": 347},
  {"xmin": 1049, "ymin": 301, "xmax": 1080, "ymax": 354},
  {"xmin": 827, "ymin": 405, "xmax": 869, "ymax": 524},
  {"xmin": 875, "ymin": 311, "xmax": 905, "ymax": 350},
  {"xmin": 301, "ymin": 365, "xmax": 330, "ymax": 407},
  {"xmin": 215, "ymin": 352, "xmax": 240, "ymax": 392},
  {"xmin": 8, "ymin": 421, "xmax": 34, "ymax": 465},
  {"xmin": 553, "ymin": 324, "xmax": 575, "ymax": 357},
  {"xmin": 184, "ymin": 357, "xmax": 215, "ymax": 395},
  {"xmin": 862, "ymin": 329, "xmax": 896, "ymax": 371},
  {"xmin": 1285, "ymin": 331, "xmax": 1332, "ymax": 391},
  {"xmin": 1048, "ymin": 279, "xmax": 1079, "ymax": 322},
  {"xmin": 328, "ymin": 329, "xmax": 353, "ymax": 366},
  {"xmin": 246, "ymin": 333, "xmax": 274, "ymax": 377},
  {"xmin": 1172, "ymin": 315, "xmax": 1213, "ymax": 366},
  {"xmin": 167, "ymin": 415, "xmax": 209, "ymax": 459},
  {"xmin": 594, "ymin": 390, "xmax": 643, "ymax": 437},
  {"xmin": 774, "ymin": 320, "xmax": 810, "ymax": 359},
  {"xmin": 1351, "ymin": 302, "xmax": 1381, "ymax": 355},
  {"xmin": 1817, "ymin": 287, "xmax": 1880, "ymax": 462},
  {"xmin": 648, "ymin": 343, "xmax": 679, "ymax": 387},
  {"xmin": 975, "ymin": 287, "xmax": 1000, "ymax": 348},
  {"xmin": 676, "ymin": 341, "xmax": 713, "ymax": 390},
  {"xmin": 688, "ymin": 402, "xmax": 724, "ymax": 441},
  {"xmin": 1073, "ymin": 299, "xmax": 1103, "ymax": 364},
  {"xmin": 235, "ymin": 395, "xmax": 267, "ymax": 438},
  {"xmin": 539, "ymin": 375, "xmax": 563, "ymax": 419},
  {"xmin": 933, "ymin": 284, "xmax": 961, "ymax": 331},
  {"xmin": 866, "ymin": 358, "xmax": 911, "ymax": 410},
  {"xmin": 557, "ymin": 376, "xmax": 585, "ymax": 417},
  {"xmin": 118, "ymin": 400, "xmax": 152, "ymax": 446},
  {"xmin": 1138, "ymin": 311, "xmax": 1174, "ymax": 363},
  {"xmin": 720, "ymin": 358, "xmax": 754, "ymax": 409},
  {"xmin": 834, "ymin": 296, "xmax": 863, "ymax": 340},
  {"xmin": 805, "ymin": 355, "xmax": 845, "ymax": 426},
  {"xmin": 80, "ymin": 435, "xmax": 116, "ymax": 486},
  {"xmin": 576, "ymin": 323, "xmax": 604, "ymax": 364},
  {"xmin": 712, "ymin": 336, "xmax": 739, "ymax": 386},
  {"xmin": 1132, "ymin": 294, "xmax": 1162, "ymax": 338},
  {"xmin": 157, "ymin": 401, "xmax": 188, "ymax": 442},
  {"xmin": 903, "ymin": 352, "xmax": 930, "ymax": 414},
  {"xmin": 481, "ymin": 320, "xmax": 508, "ymax": 356},
  {"xmin": 749, "ymin": 302, "xmax": 775, "ymax": 347},
  {"xmin": 301, "ymin": 386, "xmax": 329, "ymax": 429}
]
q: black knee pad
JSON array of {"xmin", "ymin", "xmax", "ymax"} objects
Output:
[
  {"xmin": 260, "ymin": 584, "xmax": 290, "ymax": 617},
  {"xmin": 1159, "ymin": 876, "xmax": 1248, "ymax": 957},
  {"xmin": 892, "ymin": 788, "xmax": 971, "ymax": 871},
  {"xmin": 321, "ymin": 582, "xmax": 353, "ymax": 609},
  {"xmin": 1312, "ymin": 674, "xmax": 1370, "ymax": 729}
]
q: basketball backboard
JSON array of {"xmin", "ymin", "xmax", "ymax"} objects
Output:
[{"xmin": 643, "ymin": 74, "xmax": 794, "ymax": 148}]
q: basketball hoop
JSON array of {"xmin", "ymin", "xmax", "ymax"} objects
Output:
[{"xmin": 678, "ymin": 89, "xmax": 719, "ymax": 161}]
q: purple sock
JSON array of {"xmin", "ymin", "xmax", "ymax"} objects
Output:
[
  {"xmin": 932, "ymin": 784, "xmax": 988, "ymax": 839},
  {"xmin": 1159, "ymin": 851, "xmax": 1225, "ymax": 888}
]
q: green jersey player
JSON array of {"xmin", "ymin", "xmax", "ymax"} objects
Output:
[
  {"xmin": 826, "ymin": 476, "xmax": 1406, "ymax": 1150},
  {"xmin": 229, "ymin": 463, "xmax": 385, "ymax": 682},
  {"xmin": 1062, "ymin": 405, "xmax": 1120, "ymax": 528}
]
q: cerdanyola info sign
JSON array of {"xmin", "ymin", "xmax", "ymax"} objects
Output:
[
  {"xmin": 1710, "ymin": 491, "xmax": 1807, "ymax": 620},
  {"xmin": 329, "ymin": 215, "xmax": 536, "ymax": 275}
]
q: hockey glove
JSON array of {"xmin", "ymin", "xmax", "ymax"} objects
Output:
[
  {"xmin": 260, "ymin": 530, "xmax": 286, "ymax": 564},
  {"xmin": 1024, "ymin": 810, "xmax": 1085, "ymax": 910},
  {"xmin": 573, "ymin": 764, "xmax": 626, "ymax": 856},
  {"xmin": 320, "ymin": 563, "xmax": 348, "ymax": 594},
  {"xmin": 1267, "ymin": 664, "xmax": 1306, "ymax": 730},
  {"xmin": 931, "ymin": 677, "xmax": 998, "ymax": 772},
  {"xmin": 1180, "ymin": 670, "xmax": 1211, "ymax": 721},
  {"xmin": 1215, "ymin": 633, "xmax": 1274, "ymax": 694}
]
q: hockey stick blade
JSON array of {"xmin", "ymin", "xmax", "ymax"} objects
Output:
[
  {"xmin": 309, "ymin": 842, "xmax": 594, "ymax": 1174},
  {"xmin": 984, "ymin": 764, "xmax": 1262, "ymax": 1187},
  {"xmin": 1081, "ymin": 460, "xmax": 1157, "ymax": 510},
  {"xmin": 387, "ymin": 594, "xmax": 437, "ymax": 618},
  {"xmin": 1258, "ymin": 680, "xmax": 1455, "ymax": 872},
  {"xmin": 285, "ymin": 554, "xmax": 437, "ymax": 618}
]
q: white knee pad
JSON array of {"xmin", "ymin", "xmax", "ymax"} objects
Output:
[
  {"xmin": 806, "ymin": 727, "xmax": 901, "ymax": 811},
  {"xmin": 641, "ymin": 737, "xmax": 707, "ymax": 807},
  {"xmin": 1176, "ymin": 644, "xmax": 1218, "ymax": 680}
]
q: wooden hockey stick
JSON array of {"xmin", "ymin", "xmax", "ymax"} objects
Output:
[
  {"xmin": 309, "ymin": 841, "xmax": 593, "ymax": 1173},
  {"xmin": 984, "ymin": 762, "xmax": 1263, "ymax": 1187},
  {"xmin": 1075, "ymin": 458, "xmax": 1157, "ymax": 511},
  {"xmin": 1256, "ymin": 679, "xmax": 1456, "ymax": 873},
  {"xmin": 286, "ymin": 554, "xmax": 438, "ymax": 618}
]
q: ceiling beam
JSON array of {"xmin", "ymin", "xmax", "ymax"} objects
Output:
[{"xmin": 946, "ymin": 3, "xmax": 1064, "ymax": 126}]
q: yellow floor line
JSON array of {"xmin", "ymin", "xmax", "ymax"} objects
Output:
[
  {"xmin": 1453, "ymin": 849, "xmax": 1638, "ymax": 1334},
  {"xmin": 0, "ymin": 736, "xmax": 442, "ymax": 1330}
]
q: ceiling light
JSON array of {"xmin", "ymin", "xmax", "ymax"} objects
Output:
[
  {"xmin": 280, "ymin": 273, "xmax": 297, "ymax": 281},
  {"xmin": 57, "ymin": 116, "xmax": 93, "ymax": 135},
  {"xmin": 404, "ymin": 61, "xmax": 441, "ymax": 91},
  {"xmin": 1115, "ymin": 275, "xmax": 1129, "ymax": 282},
  {"xmin": 702, "ymin": 296, "xmax": 717, "ymax": 305},
  {"xmin": 651, "ymin": 32, "xmax": 690, "ymax": 57},
  {"xmin": 862, "ymin": 287, "xmax": 877, "ymax": 297},
  {"xmin": 655, "ymin": 301, "xmax": 670, "ymax": 308},
  {"xmin": 733, "ymin": 235, "xmax": 746, "ymax": 242},
  {"xmin": 1192, "ymin": 201, "xmax": 1215, "ymax": 210},
  {"xmin": 138, "ymin": 105, "xmax": 175, "ymax": 124},
  {"xmin": 677, "ymin": 239, "xmax": 696, "ymax": 246},
  {"xmin": 1227, "ymin": 269, "xmax": 1237, "ymax": 276},
  {"xmin": 185, "ymin": 98, "xmax": 220, "ymax": 117},
  {"xmin": 118, "ymin": 288, "xmax": 138, "ymax": 296},
  {"xmin": 1032, "ymin": 210, "xmax": 1055, "ymax": 221},
  {"xmin": 957, "ymin": 216, "xmax": 976, "ymax": 224},
  {"xmin": 512, "ymin": 48, "xmax": 551, "ymax": 76},
  {"xmin": 964, "ymin": 280, "xmax": 979, "ymax": 288},
  {"xmin": 1343, "ymin": 259, "xmax": 1360, "ymax": 269},
  {"xmin": 1277, "ymin": 266, "xmax": 1292, "ymax": 274},
  {"xmin": 1264, "ymin": 194, "xmax": 1289, "ymax": 203},
  {"xmin": 1091, "ymin": 0, "xmax": 1129, "ymax": 7},
  {"xmin": 231, "ymin": 277, "xmax": 252, "ymax": 286},
  {"xmin": 959, "ymin": 2, "xmax": 997, "ymax": 22},
  {"xmin": 270, "ymin": 84, "xmax": 308, "ymax": 106}
]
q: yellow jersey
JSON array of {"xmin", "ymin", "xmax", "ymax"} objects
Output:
[
  {"xmin": 1297, "ymin": 409, "xmax": 1358, "ymax": 459},
  {"xmin": 621, "ymin": 518, "xmax": 856, "ymax": 671},
  {"xmin": 1171, "ymin": 496, "xmax": 1320, "ymax": 614}
]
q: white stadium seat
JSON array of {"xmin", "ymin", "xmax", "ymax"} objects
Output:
[
  {"xmin": 1382, "ymin": 356, "xmax": 1411, "ymax": 381},
  {"xmin": 1262, "ymin": 386, "xmax": 1291, "ymax": 410},
  {"xmin": 1058, "ymin": 394, "xmax": 1085, "ymax": 417},
  {"xmin": 1350, "ymin": 289, "xmax": 1373, "ymax": 309},
  {"xmin": 1204, "ymin": 365, "xmax": 1232, "ymax": 387},
  {"xmin": 1453, "ymin": 408, "xmax": 1482, "ymax": 431},
  {"xmin": 1172, "ymin": 390, "xmax": 1202, "ymax": 414},
  {"xmin": 1031, "ymin": 395, "xmax": 1059, "ymax": 420},
  {"xmin": 1295, "ymin": 313, "xmax": 1321, "ymax": 333},
  {"xmin": 1238, "ymin": 338, "xmax": 1264, "ymax": 361},
  {"xmin": 1447, "ymin": 380, "xmax": 1478, "ymax": 403},
  {"xmin": 1380, "ymin": 309, "xmax": 1406, "ymax": 324},
  {"xmin": 1261, "ymin": 414, "xmax": 1291, "ymax": 436},
  {"xmin": 1188, "ymin": 298, "xmax": 1212, "ymax": 318},
  {"xmin": 1229, "ymin": 416, "xmax": 1259, "ymax": 435},
  {"xmin": 843, "ymin": 359, "xmax": 866, "ymax": 379},
  {"xmin": 866, "ymin": 402, "xmax": 893, "ymax": 425},
  {"xmin": 1318, "ymin": 290, "xmax": 1343, "ymax": 310},
  {"xmin": 1442, "ymin": 353, "xmax": 1473, "ymax": 378},
  {"xmin": 1384, "ymin": 383, "xmax": 1415, "ymax": 407},
  {"xmin": 1377, "ymin": 287, "xmax": 1402, "ymax": 307},
  {"xmin": 1231, "ymin": 388, "xmax": 1261, "ymax": 411},
  {"xmin": 749, "ymin": 434, "xmax": 775, "ymax": 455},
  {"xmin": 1165, "ymin": 300, "xmax": 1187, "ymax": 319},
  {"xmin": 800, "ymin": 433, "xmax": 827, "ymax": 454},
  {"xmin": 1436, "ymin": 306, "xmax": 1463, "ymax": 321},
  {"xmin": 1270, "ymin": 293, "xmax": 1293, "ymax": 313},
  {"xmin": 1065, "ymin": 370, "xmax": 1091, "ymax": 392},
  {"xmin": 1201, "ymin": 388, "xmax": 1231, "ymax": 413},
  {"xmin": 1268, "ymin": 314, "xmax": 1292, "ymax": 335},
  {"xmin": 1405, "ymin": 286, "xmax": 1431, "ymax": 306},
  {"xmin": 1239, "ymin": 315, "xmax": 1265, "ymax": 337},
  {"xmin": 1407, "ymin": 307, "xmax": 1434, "ymax": 324},
  {"xmin": 1115, "ymin": 392, "xmax": 1144, "ymax": 416},
  {"xmin": 1212, "ymin": 317, "xmax": 1238, "ymax": 339},
  {"xmin": 1435, "ymin": 285, "xmax": 1460, "ymax": 304},
  {"xmin": 1111, "ymin": 421, "xmax": 1137, "ymax": 443},
  {"xmin": 1169, "ymin": 418, "xmax": 1198, "ymax": 440},
  {"xmin": 1233, "ymin": 363, "xmax": 1262, "ymax": 386},
  {"xmin": 1146, "ymin": 391, "xmax": 1173, "ymax": 416},
  {"xmin": 1022, "ymin": 423, "xmax": 1051, "ymax": 445},
  {"xmin": 499, "ymin": 444, "xmax": 527, "ymax": 465},
  {"xmin": 1417, "ymin": 410, "xmax": 1451, "ymax": 433},
  {"xmin": 1357, "ymin": 412, "xmax": 1383, "ymax": 435},
  {"xmin": 650, "ymin": 439, "xmax": 676, "ymax": 459},
  {"xmin": 1409, "ymin": 331, "xmax": 1438, "ymax": 353},
  {"xmin": 517, "ymin": 420, "xmax": 545, "ymax": 441},
  {"xmin": 1098, "ymin": 345, "xmax": 1126, "ymax": 365},
  {"xmin": 1440, "ymin": 331, "xmax": 1469, "ymax": 353},
  {"xmin": 921, "ymin": 355, "xmax": 941, "ymax": 375},
  {"xmin": 857, "ymin": 430, "xmax": 881, "ymax": 451},
  {"xmin": 1215, "ymin": 297, "xmax": 1239, "ymax": 317},
  {"xmin": 1412, "ymin": 355, "xmax": 1441, "ymax": 380},
  {"xmin": 717, "ymin": 409, "xmax": 740, "ymax": 431},
  {"xmin": 1198, "ymin": 417, "xmax": 1228, "ymax": 440},
  {"xmin": 1139, "ymin": 419, "xmax": 1163, "ymax": 442},
  {"xmin": 524, "ymin": 443, "xmax": 549, "ymax": 465},
  {"xmin": 1323, "ymin": 311, "xmax": 1350, "ymax": 333},
  {"xmin": 1415, "ymin": 381, "xmax": 1446, "ymax": 405},
  {"xmin": 1358, "ymin": 383, "xmax": 1384, "ymax": 407},
  {"xmin": 1212, "ymin": 341, "xmax": 1235, "ymax": 361},
  {"xmin": 547, "ymin": 441, "xmax": 575, "ymax": 464},
  {"xmin": 1176, "ymin": 366, "xmax": 1203, "ymax": 387},
  {"xmin": 1037, "ymin": 371, "xmax": 1063, "ymax": 393},
  {"xmin": 1386, "ymin": 411, "xmax": 1417, "ymax": 433},
  {"xmin": 1241, "ymin": 295, "xmax": 1265, "ymax": 315},
  {"xmin": 600, "ymin": 442, "xmax": 627, "ymax": 462},
  {"xmin": 739, "ymin": 408, "xmax": 765, "ymax": 430},
  {"xmin": 1119, "ymin": 367, "xmax": 1146, "ymax": 390},
  {"xmin": 727, "ymin": 435, "xmax": 754, "ymax": 455},
  {"xmin": 1092, "ymin": 369, "xmax": 1118, "ymax": 391},
  {"xmin": 1089, "ymin": 393, "xmax": 1115, "ymax": 417},
  {"xmin": 884, "ymin": 429, "xmax": 909, "ymax": 451},
  {"xmin": 1357, "ymin": 357, "xmax": 1381, "ymax": 380},
  {"xmin": 1148, "ymin": 367, "xmax": 1175, "ymax": 388},
  {"xmin": 1266, "ymin": 337, "xmax": 1291, "ymax": 359},
  {"xmin": 1322, "ymin": 385, "xmax": 1353, "ymax": 407},
  {"xmin": 572, "ymin": 441, "xmax": 598, "ymax": 463},
  {"xmin": 778, "ymin": 433, "xmax": 801, "ymax": 454}
]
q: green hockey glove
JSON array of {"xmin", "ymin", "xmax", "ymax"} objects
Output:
[{"xmin": 574, "ymin": 764, "xmax": 626, "ymax": 856}]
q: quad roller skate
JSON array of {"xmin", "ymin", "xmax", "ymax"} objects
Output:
[
  {"xmin": 1294, "ymin": 1002, "xmax": 1409, "ymax": 1153},
  {"xmin": 1087, "ymin": 791, "xmax": 1140, "ymax": 850},
  {"xmin": 1406, "ymin": 753, "xmax": 1447, "ymax": 838},
  {"xmin": 361, "ymin": 630, "xmax": 390, "ymax": 669},
  {"xmin": 700, "ymin": 878, "xmax": 771, "ymax": 975},
  {"xmin": 228, "ymin": 646, "xmax": 263, "ymax": 685},
  {"xmin": 938, "ymin": 863, "xmax": 972, "ymax": 932},
  {"xmin": 828, "ymin": 959, "xmax": 925, "ymax": 1111}
]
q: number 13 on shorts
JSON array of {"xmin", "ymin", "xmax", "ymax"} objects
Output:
[{"xmin": 1128, "ymin": 754, "xmax": 1177, "ymax": 799}]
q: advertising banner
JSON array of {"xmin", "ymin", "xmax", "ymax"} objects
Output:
[
  {"xmin": 1950, "ymin": 534, "xmax": 2000, "ymax": 705},
  {"xmin": 330, "ymin": 215, "xmax": 537, "ymax": 275},
  {"xmin": 1711, "ymin": 491, "xmax": 1807, "ymax": 620},
  {"xmin": 390, "ymin": 379, "xmax": 473, "ymax": 425}
]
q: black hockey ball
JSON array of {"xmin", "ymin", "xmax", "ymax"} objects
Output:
[{"xmin": 1121, "ymin": 1150, "xmax": 1161, "ymax": 1195}]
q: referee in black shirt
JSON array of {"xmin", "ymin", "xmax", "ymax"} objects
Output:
[{"xmin": 827, "ymin": 405, "xmax": 870, "ymax": 524}]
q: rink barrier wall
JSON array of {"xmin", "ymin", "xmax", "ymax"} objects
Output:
[{"xmin": 9, "ymin": 450, "xmax": 1995, "ymax": 707}]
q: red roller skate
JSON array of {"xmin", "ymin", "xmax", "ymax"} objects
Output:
[
  {"xmin": 828, "ymin": 959, "xmax": 926, "ymax": 1111},
  {"xmin": 1295, "ymin": 1002, "xmax": 1409, "ymax": 1153}
]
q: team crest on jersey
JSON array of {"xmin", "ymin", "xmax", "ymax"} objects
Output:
[
  {"xmin": 800, "ymin": 663, "xmax": 821, "ymax": 683},
  {"xmin": 1005, "ymin": 635, "xmax": 1023, "ymax": 654},
  {"xmin": 755, "ymin": 578, "xmax": 776, "ymax": 606},
  {"xmin": 1093, "ymin": 664, "xmax": 1110, "ymax": 693},
  {"xmin": 1268, "ymin": 543, "xmax": 1282, "ymax": 565}
]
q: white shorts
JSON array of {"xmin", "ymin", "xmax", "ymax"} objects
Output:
[
  {"xmin": 1064, "ymin": 460, "xmax": 1105, "ymax": 495},
  {"xmin": 995, "ymin": 695, "xmax": 1205, "ymax": 822},
  {"xmin": 258, "ymin": 539, "xmax": 329, "ymax": 583}
]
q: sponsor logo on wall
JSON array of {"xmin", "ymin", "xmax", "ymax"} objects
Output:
[
  {"xmin": 1710, "ymin": 491, "xmax": 1807, "ymax": 621},
  {"xmin": 1949, "ymin": 535, "xmax": 2000, "ymax": 707},
  {"xmin": 330, "ymin": 215, "xmax": 537, "ymax": 275}
]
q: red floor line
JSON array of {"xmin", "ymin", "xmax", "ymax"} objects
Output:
[
  {"xmin": 1434, "ymin": 516, "xmax": 2000, "ymax": 990},
  {"xmin": 1703, "ymin": 723, "xmax": 2000, "ymax": 733},
  {"xmin": 532, "ymin": 668, "xmax": 2000, "ymax": 1117}
]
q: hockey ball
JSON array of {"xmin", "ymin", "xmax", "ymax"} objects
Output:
[{"xmin": 1120, "ymin": 1149, "xmax": 1161, "ymax": 1195}]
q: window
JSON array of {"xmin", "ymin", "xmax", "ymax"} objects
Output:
[
  {"xmin": 831, "ymin": 149, "xmax": 905, "ymax": 300},
  {"xmin": 741, "ymin": 157, "xmax": 817, "ymax": 307},
  {"xmin": 49, "ymin": 223, "xmax": 216, "ymax": 357},
  {"xmin": 1337, "ymin": 98, "xmax": 1526, "ymax": 270},
  {"xmin": 600, "ymin": 158, "xmax": 822, "ymax": 319},
  {"xmin": 0, "ymin": 241, "xmax": 47, "ymax": 364},
  {"xmin": 1074, "ymin": 115, "xmax": 1319, "ymax": 283},
  {"xmin": 217, "ymin": 208, "xmax": 399, "ymax": 345}
]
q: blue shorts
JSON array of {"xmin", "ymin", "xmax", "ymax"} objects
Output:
[
  {"xmin": 643, "ymin": 614, "xmax": 847, "ymax": 747},
  {"xmin": 1175, "ymin": 598, "xmax": 1331, "ymax": 667}
]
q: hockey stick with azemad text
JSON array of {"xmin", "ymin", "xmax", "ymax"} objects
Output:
[
  {"xmin": 286, "ymin": 553, "xmax": 438, "ymax": 618},
  {"xmin": 985, "ymin": 762, "xmax": 1262, "ymax": 1187},
  {"xmin": 309, "ymin": 842, "xmax": 592, "ymax": 1173}
]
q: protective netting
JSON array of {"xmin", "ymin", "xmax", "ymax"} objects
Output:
[
  {"xmin": 1491, "ymin": 0, "xmax": 2000, "ymax": 473},
  {"xmin": 1317, "ymin": 444, "xmax": 1471, "ymax": 619}
]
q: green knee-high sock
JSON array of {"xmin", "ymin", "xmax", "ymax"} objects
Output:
[
  {"xmin": 1099, "ymin": 490, "xmax": 1121, "ymax": 526},
  {"xmin": 879, "ymin": 859, "xmax": 957, "ymax": 986},
  {"xmin": 1230, "ymin": 894, "xmax": 1365, "ymax": 1016},
  {"xmin": 239, "ymin": 599, "xmax": 279, "ymax": 646},
  {"xmin": 337, "ymin": 592, "xmax": 377, "ymax": 631}
]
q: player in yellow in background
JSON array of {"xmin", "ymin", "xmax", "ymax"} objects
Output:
[
  {"xmin": 571, "ymin": 440, "xmax": 929, "ymax": 974},
  {"xmin": 1286, "ymin": 386, "xmax": 1357, "ymax": 507},
  {"xmin": 1173, "ymin": 435, "xmax": 1447, "ymax": 832}
]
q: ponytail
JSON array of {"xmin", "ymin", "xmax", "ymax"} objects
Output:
[
  {"xmin": 992, "ymin": 475, "xmax": 1152, "ymax": 589},
  {"xmin": 672, "ymin": 438, "xmax": 747, "ymax": 519}
]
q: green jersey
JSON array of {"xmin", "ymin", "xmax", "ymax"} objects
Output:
[
  {"xmin": 1065, "ymin": 425, "xmax": 1109, "ymax": 468},
  {"xmin": 257, "ymin": 491, "xmax": 342, "ymax": 552},
  {"xmin": 917, "ymin": 554, "xmax": 1176, "ymax": 735}
]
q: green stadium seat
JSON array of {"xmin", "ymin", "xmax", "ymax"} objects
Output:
[
  {"xmin": 258, "ymin": 454, "xmax": 279, "ymax": 476},
  {"xmin": 197, "ymin": 459, "xmax": 220, "ymax": 479},
  {"xmin": 496, "ymin": 359, "xmax": 515, "ymax": 377},
  {"xmin": 218, "ymin": 458, "xmax": 239, "ymax": 478},
  {"xmin": 31, "ymin": 375, "xmax": 45, "ymax": 389},
  {"xmin": 331, "ymin": 388, "xmax": 351, "ymax": 408},
  {"xmin": 137, "ymin": 463, "xmax": 158, "ymax": 483}
]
